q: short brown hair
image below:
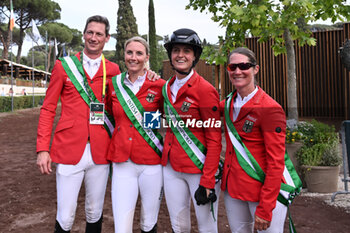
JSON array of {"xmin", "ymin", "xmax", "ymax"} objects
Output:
[
  {"xmin": 83, "ymin": 15, "xmax": 110, "ymax": 36},
  {"xmin": 227, "ymin": 47, "xmax": 257, "ymax": 65}
]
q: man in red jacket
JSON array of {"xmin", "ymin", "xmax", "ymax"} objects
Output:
[{"xmin": 36, "ymin": 15, "xmax": 120, "ymax": 233}]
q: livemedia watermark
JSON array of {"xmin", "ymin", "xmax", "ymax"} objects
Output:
[{"xmin": 143, "ymin": 110, "xmax": 222, "ymax": 129}]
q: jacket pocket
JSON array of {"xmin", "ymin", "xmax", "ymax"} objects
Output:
[{"xmin": 55, "ymin": 119, "xmax": 75, "ymax": 133}]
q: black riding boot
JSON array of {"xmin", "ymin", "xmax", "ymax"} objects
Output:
[
  {"xmin": 85, "ymin": 215, "xmax": 103, "ymax": 233},
  {"xmin": 54, "ymin": 220, "xmax": 70, "ymax": 233},
  {"xmin": 141, "ymin": 223, "xmax": 157, "ymax": 233}
]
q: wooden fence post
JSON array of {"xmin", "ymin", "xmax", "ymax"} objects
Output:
[{"xmin": 220, "ymin": 64, "xmax": 226, "ymax": 100}]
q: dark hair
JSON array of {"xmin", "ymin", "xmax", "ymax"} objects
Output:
[
  {"xmin": 83, "ymin": 15, "xmax": 110, "ymax": 36},
  {"xmin": 227, "ymin": 47, "xmax": 257, "ymax": 65}
]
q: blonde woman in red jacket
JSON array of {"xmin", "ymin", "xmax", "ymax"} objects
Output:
[
  {"xmin": 162, "ymin": 29, "xmax": 222, "ymax": 233},
  {"xmin": 221, "ymin": 47, "xmax": 287, "ymax": 232},
  {"xmin": 107, "ymin": 36, "xmax": 165, "ymax": 233}
]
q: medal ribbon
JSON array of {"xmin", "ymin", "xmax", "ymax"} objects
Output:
[
  {"xmin": 112, "ymin": 72, "xmax": 163, "ymax": 156},
  {"xmin": 162, "ymin": 77, "xmax": 207, "ymax": 170},
  {"xmin": 224, "ymin": 91, "xmax": 302, "ymax": 232},
  {"xmin": 59, "ymin": 55, "xmax": 115, "ymax": 137},
  {"xmin": 163, "ymin": 76, "xmax": 223, "ymax": 221}
]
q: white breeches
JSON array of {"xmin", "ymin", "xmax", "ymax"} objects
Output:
[
  {"xmin": 163, "ymin": 163, "xmax": 221, "ymax": 233},
  {"xmin": 224, "ymin": 191, "xmax": 287, "ymax": 233},
  {"xmin": 111, "ymin": 160, "xmax": 163, "ymax": 233},
  {"xmin": 56, "ymin": 143, "xmax": 109, "ymax": 231}
]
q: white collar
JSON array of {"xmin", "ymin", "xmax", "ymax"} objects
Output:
[
  {"xmin": 125, "ymin": 72, "xmax": 147, "ymax": 85},
  {"xmin": 174, "ymin": 69, "xmax": 193, "ymax": 88},
  {"xmin": 83, "ymin": 52, "xmax": 102, "ymax": 65},
  {"xmin": 236, "ymin": 86, "xmax": 258, "ymax": 104}
]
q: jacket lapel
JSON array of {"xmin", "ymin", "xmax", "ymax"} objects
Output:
[
  {"xmin": 235, "ymin": 87, "xmax": 264, "ymax": 122},
  {"xmin": 92, "ymin": 61, "xmax": 103, "ymax": 79},
  {"xmin": 136, "ymin": 76, "xmax": 150, "ymax": 97},
  {"xmin": 175, "ymin": 71, "xmax": 197, "ymax": 103},
  {"xmin": 167, "ymin": 76, "xmax": 176, "ymax": 104}
]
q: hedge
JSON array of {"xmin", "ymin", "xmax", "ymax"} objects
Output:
[{"xmin": 0, "ymin": 95, "xmax": 45, "ymax": 112}]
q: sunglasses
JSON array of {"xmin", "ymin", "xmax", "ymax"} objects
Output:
[{"xmin": 227, "ymin": 63, "xmax": 256, "ymax": 71}]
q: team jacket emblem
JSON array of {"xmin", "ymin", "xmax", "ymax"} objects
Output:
[
  {"xmin": 181, "ymin": 101, "xmax": 191, "ymax": 112},
  {"xmin": 243, "ymin": 120, "xmax": 254, "ymax": 133},
  {"xmin": 146, "ymin": 93, "xmax": 155, "ymax": 103}
]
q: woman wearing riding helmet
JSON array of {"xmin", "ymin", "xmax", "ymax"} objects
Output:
[{"xmin": 161, "ymin": 28, "xmax": 222, "ymax": 233}]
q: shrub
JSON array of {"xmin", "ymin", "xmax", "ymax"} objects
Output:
[
  {"xmin": 0, "ymin": 95, "xmax": 45, "ymax": 112},
  {"xmin": 296, "ymin": 120, "xmax": 342, "ymax": 167},
  {"xmin": 286, "ymin": 127, "xmax": 303, "ymax": 144},
  {"xmin": 297, "ymin": 119, "xmax": 339, "ymax": 147}
]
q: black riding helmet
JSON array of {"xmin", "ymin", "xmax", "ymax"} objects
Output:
[{"xmin": 164, "ymin": 28, "xmax": 203, "ymax": 75}]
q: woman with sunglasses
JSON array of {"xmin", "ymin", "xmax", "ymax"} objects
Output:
[
  {"xmin": 162, "ymin": 28, "xmax": 222, "ymax": 233},
  {"xmin": 221, "ymin": 47, "xmax": 287, "ymax": 232}
]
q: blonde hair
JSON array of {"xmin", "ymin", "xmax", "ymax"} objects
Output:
[{"xmin": 124, "ymin": 36, "xmax": 150, "ymax": 55}]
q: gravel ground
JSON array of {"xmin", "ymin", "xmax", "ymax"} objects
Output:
[
  {"xmin": 303, "ymin": 174, "xmax": 350, "ymax": 213},
  {"xmin": 1, "ymin": 107, "xmax": 350, "ymax": 233}
]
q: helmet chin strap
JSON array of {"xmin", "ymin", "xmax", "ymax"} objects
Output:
[
  {"xmin": 171, "ymin": 61, "xmax": 196, "ymax": 76},
  {"xmin": 175, "ymin": 68, "xmax": 191, "ymax": 76}
]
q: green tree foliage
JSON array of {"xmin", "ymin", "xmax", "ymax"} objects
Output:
[
  {"xmin": 0, "ymin": 0, "xmax": 60, "ymax": 64},
  {"xmin": 0, "ymin": 0, "xmax": 61, "ymax": 63},
  {"xmin": 115, "ymin": 0, "xmax": 138, "ymax": 72},
  {"xmin": 67, "ymin": 28, "xmax": 83, "ymax": 53},
  {"xmin": 157, "ymin": 42, "xmax": 168, "ymax": 75},
  {"xmin": 0, "ymin": 22, "xmax": 20, "ymax": 54},
  {"xmin": 186, "ymin": 0, "xmax": 350, "ymax": 120},
  {"xmin": 148, "ymin": 0, "xmax": 158, "ymax": 72},
  {"xmin": 21, "ymin": 22, "xmax": 82, "ymax": 73},
  {"xmin": 26, "ymin": 47, "xmax": 46, "ymax": 69},
  {"xmin": 103, "ymin": 50, "xmax": 116, "ymax": 62},
  {"xmin": 141, "ymin": 34, "xmax": 167, "ymax": 74},
  {"xmin": 39, "ymin": 22, "xmax": 78, "ymax": 71},
  {"xmin": 40, "ymin": 23, "xmax": 73, "ymax": 45},
  {"xmin": 0, "ymin": 47, "xmax": 15, "ymax": 60}
]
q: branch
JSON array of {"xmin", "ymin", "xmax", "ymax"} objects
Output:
[{"xmin": 0, "ymin": 9, "xmax": 9, "ymax": 19}]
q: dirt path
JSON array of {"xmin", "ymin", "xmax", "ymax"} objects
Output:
[{"xmin": 0, "ymin": 107, "xmax": 350, "ymax": 232}]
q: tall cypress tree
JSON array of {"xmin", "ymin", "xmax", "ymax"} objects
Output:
[
  {"xmin": 115, "ymin": 0, "xmax": 138, "ymax": 72},
  {"xmin": 148, "ymin": 0, "xmax": 158, "ymax": 72}
]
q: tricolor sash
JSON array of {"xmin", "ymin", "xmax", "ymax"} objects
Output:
[
  {"xmin": 112, "ymin": 72, "xmax": 163, "ymax": 156},
  {"xmin": 224, "ymin": 91, "xmax": 302, "ymax": 233},
  {"xmin": 162, "ymin": 77, "xmax": 207, "ymax": 170},
  {"xmin": 163, "ymin": 76, "xmax": 223, "ymax": 221},
  {"xmin": 59, "ymin": 55, "xmax": 115, "ymax": 137}
]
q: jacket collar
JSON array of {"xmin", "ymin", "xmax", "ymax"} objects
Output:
[
  {"xmin": 167, "ymin": 70, "xmax": 198, "ymax": 103},
  {"xmin": 231, "ymin": 86, "xmax": 264, "ymax": 122}
]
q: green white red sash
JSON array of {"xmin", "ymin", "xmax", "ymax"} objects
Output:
[
  {"xmin": 162, "ymin": 77, "xmax": 207, "ymax": 170},
  {"xmin": 112, "ymin": 72, "xmax": 163, "ymax": 156},
  {"xmin": 225, "ymin": 91, "xmax": 302, "ymax": 233},
  {"xmin": 59, "ymin": 55, "xmax": 115, "ymax": 137}
]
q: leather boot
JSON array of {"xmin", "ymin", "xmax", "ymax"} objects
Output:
[
  {"xmin": 85, "ymin": 215, "xmax": 103, "ymax": 233},
  {"xmin": 54, "ymin": 220, "xmax": 70, "ymax": 233},
  {"xmin": 141, "ymin": 223, "xmax": 157, "ymax": 233}
]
